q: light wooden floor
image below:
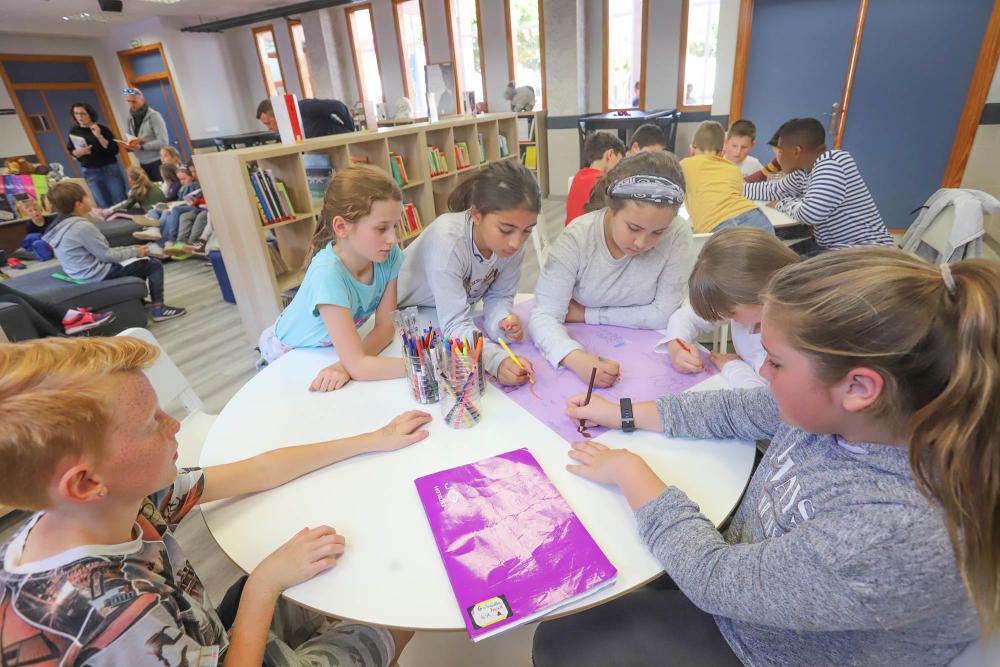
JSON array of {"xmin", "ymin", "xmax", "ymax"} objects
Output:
[{"xmin": 1, "ymin": 197, "xmax": 568, "ymax": 665}]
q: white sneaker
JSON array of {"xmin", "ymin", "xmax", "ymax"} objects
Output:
[{"xmin": 133, "ymin": 228, "xmax": 162, "ymax": 241}]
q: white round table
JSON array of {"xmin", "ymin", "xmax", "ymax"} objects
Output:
[{"xmin": 200, "ymin": 322, "xmax": 756, "ymax": 630}]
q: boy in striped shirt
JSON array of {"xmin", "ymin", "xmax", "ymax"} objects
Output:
[{"xmin": 744, "ymin": 118, "xmax": 893, "ymax": 251}]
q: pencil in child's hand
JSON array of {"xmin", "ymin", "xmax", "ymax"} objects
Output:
[
  {"xmin": 674, "ymin": 338, "xmax": 703, "ymax": 369},
  {"xmin": 498, "ymin": 337, "xmax": 535, "ymax": 385},
  {"xmin": 579, "ymin": 367, "xmax": 597, "ymax": 437}
]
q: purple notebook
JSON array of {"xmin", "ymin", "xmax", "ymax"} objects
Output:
[{"xmin": 415, "ymin": 448, "xmax": 617, "ymax": 641}]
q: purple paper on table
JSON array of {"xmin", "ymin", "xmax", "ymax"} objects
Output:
[
  {"xmin": 414, "ymin": 448, "xmax": 617, "ymax": 641},
  {"xmin": 490, "ymin": 299, "xmax": 715, "ymax": 442}
]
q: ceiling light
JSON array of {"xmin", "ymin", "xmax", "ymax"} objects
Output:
[{"xmin": 62, "ymin": 12, "xmax": 110, "ymax": 21}]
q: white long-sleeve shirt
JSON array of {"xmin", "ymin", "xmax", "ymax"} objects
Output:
[
  {"xmin": 397, "ymin": 211, "xmax": 524, "ymax": 375},
  {"xmin": 656, "ymin": 304, "xmax": 766, "ymax": 389},
  {"xmin": 528, "ymin": 208, "xmax": 692, "ymax": 368},
  {"xmin": 744, "ymin": 150, "xmax": 893, "ymax": 249}
]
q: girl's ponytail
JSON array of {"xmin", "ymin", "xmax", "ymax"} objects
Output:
[{"xmin": 763, "ymin": 248, "xmax": 1000, "ymax": 633}]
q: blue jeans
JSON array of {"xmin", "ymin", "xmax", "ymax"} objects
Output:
[
  {"xmin": 160, "ymin": 205, "xmax": 196, "ymax": 243},
  {"xmin": 715, "ymin": 207, "xmax": 775, "ymax": 234},
  {"xmin": 81, "ymin": 162, "xmax": 127, "ymax": 209}
]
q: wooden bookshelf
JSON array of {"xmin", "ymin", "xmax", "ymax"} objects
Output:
[
  {"xmin": 517, "ymin": 111, "xmax": 549, "ymax": 198},
  {"xmin": 194, "ymin": 113, "xmax": 524, "ymax": 345}
]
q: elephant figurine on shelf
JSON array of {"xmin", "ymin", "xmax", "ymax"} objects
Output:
[{"xmin": 504, "ymin": 82, "xmax": 536, "ymax": 112}]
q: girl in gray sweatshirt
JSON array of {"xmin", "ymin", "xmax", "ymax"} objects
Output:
[
  {"xmin": 534, "ymin": 249, "xmax": 997, "ymax": 666},
  {"xmin": 528, "ymin": 152, "xmax": 693, "ymax": 388}
]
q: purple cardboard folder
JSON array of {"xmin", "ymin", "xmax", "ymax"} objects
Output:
[{"xmin": 414, "ymin": 448, "xmax": 617, "ymax": 641}]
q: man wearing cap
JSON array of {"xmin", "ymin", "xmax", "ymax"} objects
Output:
[{"xmin": 123, "ymin": 89, "xmax": 170, "ymax": 182}]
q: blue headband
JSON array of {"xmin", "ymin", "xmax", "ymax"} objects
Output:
[
  {"xmin": 122, "ymin": 88, "xmax": 140, "ymax": 95},
  {"xmin": 608, "ymin": 175, "xmax": 684, "ymax": 206}
]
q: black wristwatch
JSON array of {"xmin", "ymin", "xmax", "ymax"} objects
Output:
[{"xmin": 620, "ymin": 398, "xmax": 635, "ymax": 432}]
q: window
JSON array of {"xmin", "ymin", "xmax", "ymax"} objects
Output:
[
  {"xmin": 505, "ymin": 0, "xmax": 545, "ymax": 110},
  {"xmin": 393, "ymin": 0, "xmax": 429, "ymax": 117},
  {"xmin": 604, "ymin": 0, "xmax": 647, "ymax": 110},
  {"xmin": 678, "ymin": 0, "xmax": 720, "ymax": 110},
  {"xmin": 448, "ymin": 0, "xmax": 486, "ymax": 110},
  {"xmin": 346, "ymin": 4, "xmax": 385, "ymax": 103},
  {"xmin": 253, "ymin": 26, "xmax": 286, "ymax": 97},
  {"xmin": 287, "ymin": 19, "xmax": 315, "ymax": 99}
]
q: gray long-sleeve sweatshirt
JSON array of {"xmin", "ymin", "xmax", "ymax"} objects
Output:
[
  {"xmin": 528, "ymin": 208, "xmax": 692, "ymax": 368},
  {"xmin": 43, "ymin": 215, "xmax": 139, "ymax": 281},
  {"xmin": 397, "ymin": 212, "xmax": 525, "ymax": 376},
  {"xmin": 639, "ymin": 387, "xmax": 979, "ymax": 666}
]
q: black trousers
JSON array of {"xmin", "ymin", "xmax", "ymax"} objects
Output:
[
  {"xmin": 0, "ymin": 283, "xmax": 64, "ymax": 337},
  {"xmin": 106, "ymin": 257, "xmax": 164, "ymax": 304},
  {"xmin": 140, "ymin": 159, "xmax": 162, "ymax": 183}
]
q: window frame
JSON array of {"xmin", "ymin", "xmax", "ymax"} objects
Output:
[
  {"xmin": 252, "ymin": 25, "xmax": 287, "ymax": 98},
  {"xmin": 503, "ymin": 0, "xmax": 547, "ymax": 111},
  {"xmin": 445, "ymin": 0, "xmax": 488, "ymax": 111},
  {"xmin": 677, "ymin": 0, "xmax": 715, "ymax": 113},
  {"xmin": 286, "ymin": 19, "xmax": 315, "ymax": 99},
  {"xmin": 602, "ymin": 0, "xmax": 649, "ymax": 112},
  {"xmin": 392, "ymin": 0, "xmax": 431, "ymax": 113},
  {"xmin": 345, "ymin": 3, "xmax": 385, "ymax": 103}
]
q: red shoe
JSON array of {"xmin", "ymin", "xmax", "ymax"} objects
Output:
[
  {"xmin": 62, "ymin": 308, "xmax": 116, "ymax": 335},
  {"xmin": 6, "ymin": 258, "xmax": 26, "ymax": 270}
]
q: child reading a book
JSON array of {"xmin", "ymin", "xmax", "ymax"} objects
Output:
[
  {"xmin": 43, "ymin": 181, "xmax": 186, "ymax": 322},
  {"xmin": 160, "ymin": 163, "xmax": 182, "ymax": 202},
  {"xmin": 112, "ymin": 165, "xmax": 166, "ymax": 214},
  {"xmin": 723, "ymin": 119, "xmax": 763, "ymax": 177},
  {"xmin": 259, "ymin": 166, "xmax": 406, "ymax": 392},
  {"xmin": 397, "ymin": 161, "xmax": 541, "ymax": 386},
  {"xmin": 744, "ymin": 117, "xmax": 894, "ymax": 250},
  {"xmin": 658, "ymin": 227, "xmax": 798, "ymax": 388},
  {"xmin": 0, "ymin": 336, "xmax": 426, "ymax": 665},
  {"xmin": 528, "ymin": 151, "xmax": 693, "ymax": 388},
  {"xmin": 535, "ymin": 248, "xmax": 993, "ymax": 666},
  {"xmin": 680, "ymin": 121, "xmax": 773, "ymax": 234},
  {"xmin": 566, "ymin": 133, "xmax": 625, "ymax": 225},
  {"xmin": 134, "ymin": 165, "xmax": 201, "ymax": 246},
  {"xmin": 159, "ymin": 145, "xmax": 182, "ymax": 166}
]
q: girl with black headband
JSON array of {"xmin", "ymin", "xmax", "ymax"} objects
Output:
[{"xmin": 528, "ymin": 151, "xmax": 693, "ymax": 388}]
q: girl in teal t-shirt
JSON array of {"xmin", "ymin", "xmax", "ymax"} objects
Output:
[{"xmin": 260, "ymin": 166, "xmax": 407, "ymax": 392}]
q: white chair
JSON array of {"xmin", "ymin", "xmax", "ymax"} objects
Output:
[
  {"xmin": 532, "ymin": 221, "xmax": 552, "ymax": 269},
  {"xmin": 117, "ymin": 327, "xmax": 216, "ymax": 468},
  {"xmin": 949, "ymin": 633, "xmax": 1000, "ymax": 666}
]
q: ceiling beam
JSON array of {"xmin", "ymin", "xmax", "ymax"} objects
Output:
[{"xmin": 180, "ymin": 0, "xmax": 352, "ymax": 32}]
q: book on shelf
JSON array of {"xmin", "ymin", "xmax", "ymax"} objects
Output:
[
  {"xmin": 396, "ymin": 202, "xmax": 422, "ymax": 239},
  {"xmin": 521, "ymin": 145, "xmax": 538, "ymax": 170},
  {"xmin": 247, "ymin": 163, "xmax": 295, "ymax": 226},
  {"xmin": 350, "ymin": 155, "xmax": 370, "ymax": 165},
  {"xmin": 427, "ymin": 146, "xmax": 450, "ymax": 177},
  {"xmin": 477, "ymin": 132, "xmax": 487, "ymax": 164},
  {"xmin": 414, "ymin": 448, "xmax": 617, "ymax": 642},
  {"xmin": 498, "ymin": 135, "xmax": 509, "ymax": 157},
  {"xmin": 303, "ymin": 153, "xmax": 335, "ymax": 211},
  {"xmin": 388, "ymin": 152, "xmax": 409, "ymax": 187},
  {"xmin": 454, "ymin": 142, "xmax": 472, "ymax": 170},
  {"xmin": 516, "ymin": 116, "xmax": 535, "ymax": 142}
]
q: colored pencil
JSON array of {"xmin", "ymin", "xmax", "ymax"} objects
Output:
[{"xmin": 580, "ymin": 367, "xmax": 597, "ymax": 434}]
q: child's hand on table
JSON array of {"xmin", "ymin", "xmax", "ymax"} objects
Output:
[
  {"xmin": 565, "ymin": 299, "xmax": 586, "ymax": 323},
  {"xmin": 667, "ymin": 339, "xmax": 703, "ymax": 373},
  {"xmin": 563, "ymin": 350, "xmax": 619, "ymax": 387},
  {"xmin": 309, "ymin": 362, "xmax": 351, "ymax": 392},
  {"xmin": 498, "ymin": 355, "xmax": 534, "ymax": 386},
  {"xmin": 565, "ymin": 393, "xmax": 619, "ymax": 429},
  {"xmin": 252, "ymin": 526, "xmax": 346, "ymax": 595},
  {"xmin": 566, "ymin": 441, "xmax": 667, "ymax": 509},
  {"xmin": 709, "ymin": 351, "xmax": 742, "ymax": 369},
  {"xmin": 500, "ymin": 314, "xmax": 524, "ymax": 342},
  {"xmin": 374, "ymin": 410, "xmax": 432, "ymax": 450}
]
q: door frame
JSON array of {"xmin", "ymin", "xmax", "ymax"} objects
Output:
[
  {"xmin": 0, "ymin": 53, "xmax": 127, "ymax": 169},
  {"xmin": 729, "ymin": 0, "xmax": 1000, "ymax": 186},
  {"xmin": 117, "ymin": 42, "xmax": 194, "ymax": 161}
]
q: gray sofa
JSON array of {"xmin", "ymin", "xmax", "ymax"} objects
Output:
[
  {"xmin": 0, "ymin": 268, "xmax": 148, "ymax": 341},
  {"xmin": 96, "ymin": 218, "xmax": 143, "ymax": 247}
]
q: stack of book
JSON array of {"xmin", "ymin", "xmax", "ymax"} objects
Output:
[
  {"xmin": 521, "ymin": 145, "xmax": 538, "ymax": 171},
  {"xmin": 303, "ymin": 153, "xmax": 334, "ymax": 212},
  {"xmin": 247, "ymin": 163, "xmax": 297, "ymax": 226},
  {"xmin": 517, "ymin": 116, "xmax": 536, "ymax": 142},
  {"xmin": 477, "ymin": 133, "xmax": 487, "ymax": 164},
  {"xmin": 498, "ymin": 135, "xmax": 510, "ymax": 157},
  {"xmin": 397, "ymin": 202, "xmax": 422, "ymax": 240},
  {"xmin": 427, "ymin": 146, "xmax": 450, "ymax": 177},
  {"xmin": 389, "ymin": 152, "xmax": 409, "ymax": 187},
  {"xmin": 454, "ymin": 142, "xmax": 473, "ymax": 170}
]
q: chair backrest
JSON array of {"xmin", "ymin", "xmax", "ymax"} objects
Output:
[
  {"xmin": 949, "ymin": 632, "xmax": 1000, "ymax": 666},
  {"xmin": 917, "ymin": 206, "xmax": 957, "ymax": 259},
  {"xmin": 532, "ymin": 221, "xmax": 552, "ymax": 269},
  {"xmin": 117, "ymin": 327, "xmax": 205, "ymax": 415},
  {"xmin": 691, "ymin": 232, "xmax": 712, "ymax": 258}
]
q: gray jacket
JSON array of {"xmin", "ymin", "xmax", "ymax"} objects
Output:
[
  {"xmin": 900, "ymin": 188, "xmax": 999, "ymax": 264},
  {"xmin": 639, "ymin": 387, "xmax": 979, "ymax": 666},
  {"xmin": 128, "ymin": 106, "xmax": 169, "ymax": 165},
  {"xmin": 43, "ymin": 215, "xmax": 138, "ymax": 281}
]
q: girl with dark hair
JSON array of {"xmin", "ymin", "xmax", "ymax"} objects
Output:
[
  {"xmin": 397, "ymin": 160, "xmax": 541, "ymax": 386},
  {"xmin": 66, "ymin": 102, "xmax": 127, "ymax": 208}
]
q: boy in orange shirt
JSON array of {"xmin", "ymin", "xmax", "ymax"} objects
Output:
[
  {"xmin": 565, "ymin": 132, "xmax": 625, "ymax": 225},
  {"xmin": 680, "ymin": 121, "xmax": 772, "ymax": 234}
]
